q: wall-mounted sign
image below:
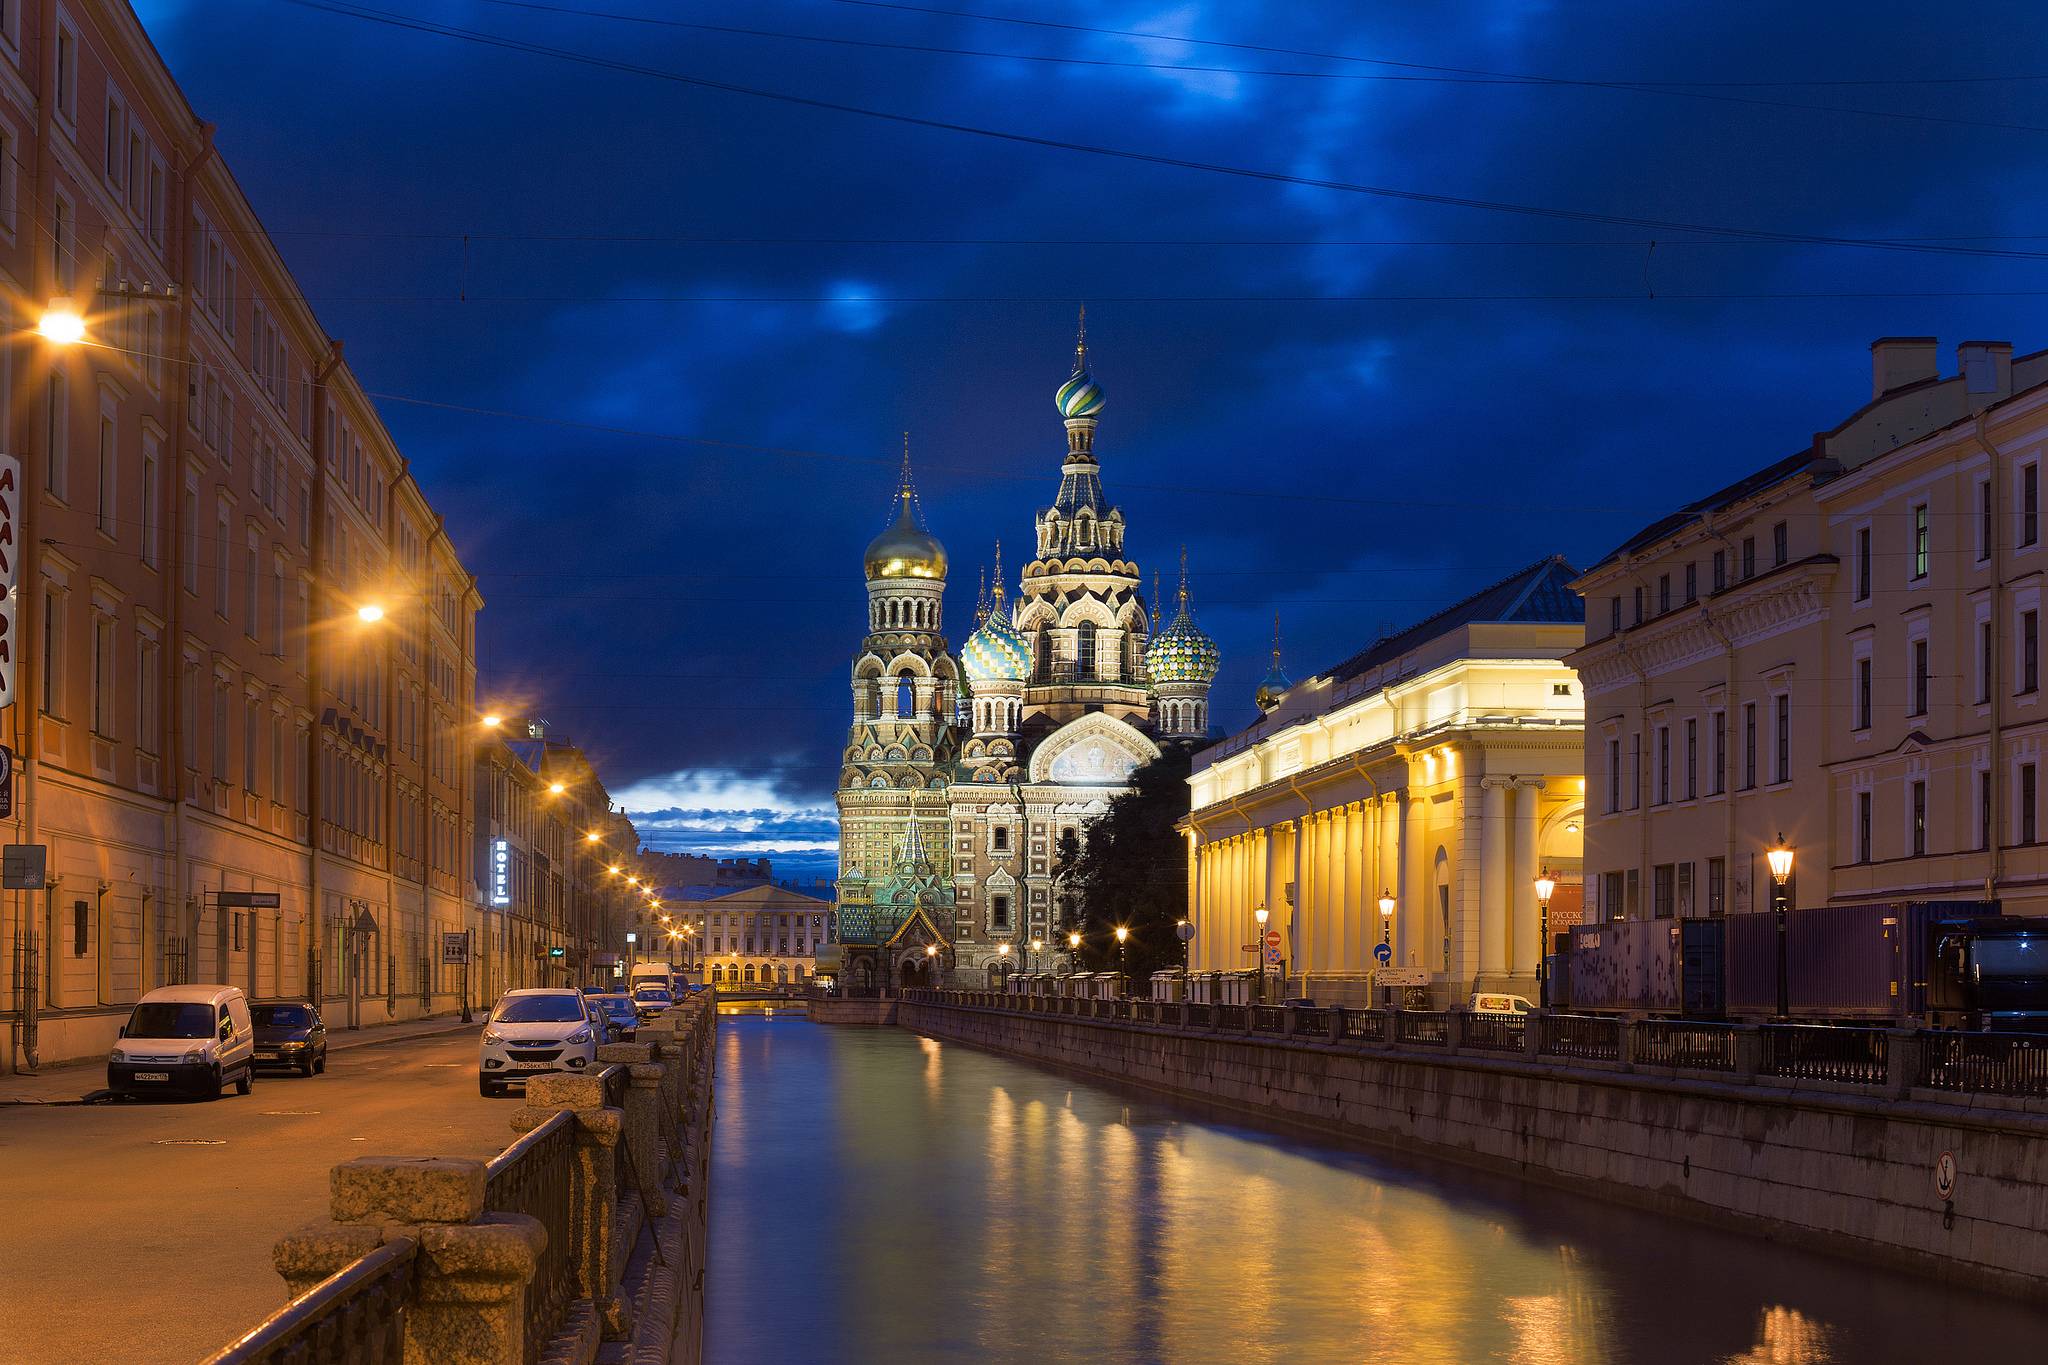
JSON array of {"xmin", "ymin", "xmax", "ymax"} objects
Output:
[
  {"xmin": 442, "ymin": 932, "xmax": 471, "ymax": 965},
  {"xmin": 489, "ymin": 837, "xmax": 511, "ymax": 906},
  {"xmin": 0, "ymin": 455, "xmax": 15, "ymax": 711},
  {"xmin": 0, "ymin": 744, "xmax": 13, "ymax": 819}
]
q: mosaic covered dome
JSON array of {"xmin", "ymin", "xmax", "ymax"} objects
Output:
[
  {"xmin": 1056, "ymin": 366, "xmax": 1105, "ymax": 419},
  {"xmin": 1147, "ymin": 605, "xmax": 1219, "ymax": 686},
  {"xmin": 962, "ymin": 605, "xmax": 1032, "ymax": 684}
]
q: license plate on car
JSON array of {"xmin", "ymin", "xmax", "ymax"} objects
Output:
[
  {"xmin": 256, "ymin": 1050, "xmax": 279, "ymax": 1058},
  {"xmin": 134, "ymin": 1072, "xmax": 170, "ymax": 1082},
  {"xmin": 510, "ymin": 1060, "xmax": 551, "ymax": 1070}
]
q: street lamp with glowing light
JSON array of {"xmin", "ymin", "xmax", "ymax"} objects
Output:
[
  {"xmin": 38, "ymin": 302, "xmax": 85, "ymax": 345},
  {"xmin": 1534, "ymin": 870, "xmax": 1557, "ymax": 1004},
  {"xmin": 1768, "ymin": 834, "xmax": 1795, "ymax": 1018},
  {"xmin": 355, "ymin": 604, "xmax": 385, "ymax": 624},
  {"xmin": 548, "ymin": 782, "xmax": 566, "ymax": 796},
  {"xmin": 481, "ymin": 714, "xmax": 503, "ymax": 729}
]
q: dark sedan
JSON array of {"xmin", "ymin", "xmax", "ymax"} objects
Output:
[
  {"xmin": 587, "ymin": 993, "xmax": 639, "ymax": 1042},
  {"xmin": 251, "ymin": 1002, "xmax": 327, "ymax": 1076}
]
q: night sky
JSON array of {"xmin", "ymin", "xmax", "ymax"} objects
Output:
[{"xmin": 134, "ymin": 0, "xmax": 2048, "ymax": 881}]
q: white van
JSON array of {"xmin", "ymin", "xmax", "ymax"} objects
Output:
[
  {"xmin": 628, "ymin": 962, "xmax": 672, "ymax": 993},
  {"xmin": 108, "ymin": 985, "xmax": 257, "ymax": 1100}
]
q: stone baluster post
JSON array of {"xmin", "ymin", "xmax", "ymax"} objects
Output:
[
  {"xmin": 273, "ymin": 1156, "xmax": 544, "ymax": 1365},
  {"xmin": 516, "ymin": 1073, "xmax": 631, "ymax": 1339},
  {"xmin": 598, "ymin": 1043, "xmax": 669, "ymax": 1214}
]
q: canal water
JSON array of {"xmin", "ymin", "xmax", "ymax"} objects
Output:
[{"xmin": 705, "ymin": 1014, "xmax": 2045, "ymax": 1364}]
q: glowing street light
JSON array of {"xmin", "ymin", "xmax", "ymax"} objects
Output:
[
  {"xmin": 1534, "ymin": 871, "xmax": 1556, "ymax": 1004},
  {"xmin": 1113, "ymin": 925, "xmax": 1130, "ymax": 998},
  {"xmin": 1768, "ymin": 834, "xmax": 1795, "ymax": 1018},
  {"xmin": 547, "ymin": 782, "xmax": 566, "ymax": 795},
  {"xmin": 585, "ymin": 831, "xmax": 601, "ymax": 843},
  {"xmin": 355, "ymin": 603, "xmax": 385, "ymax": 623},
  {"xmin": 37, "ymin": 302, "xmax": 85, "ymax": 345},
  {"xmin": 481, "ymin": 714, "xmax": 503, "ymax": 729}
]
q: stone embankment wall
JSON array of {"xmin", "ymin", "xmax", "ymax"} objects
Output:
[
  {"xmin": 899, "ymin": 999, "xmax": 2048, "ymax": 1304},
  {"xmin": 810, "ymin": 995, "xmax": 897, "ymax": 1025}
]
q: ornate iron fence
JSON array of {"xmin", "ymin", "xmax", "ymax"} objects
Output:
[
  {"xmin": 1538, "ymin": 1013, "xmax": 1622, "ymax": 1062},
  {"xmin": 1759, "ymin": 1025, "xmax": 1888, "ymax": 1086},
  {"xmin": 1393, "ymin": 1011, "xmax": 1450, "ymax": 1046},
  {"xmin": 1462, "ymin": 1012, "xmax": 1526, "ymax": 1052},
  {"xmin": 1916, "ymin": 1032, "xmax": 2048, "ymax": 1097},
  {"xmin": 1633, "ymin": 1019, "xmax": 1741, "ymax": 1072},
  {"xmin": 1342, "ymin": 1009, "xmax": 1388, "ymax": 1043},
  {"xmin": 484, "ymin": 1111, "xmax": 576, "ymax": 1365},
  {"xmin": 198, "ymin": 1237, "xmax": 416, "ymax": 1365},
  {"xmin": 1214, "ymin": 1004, "xmax": 1247, "ymax": 1031},
  {"xmin": 1250, "ymin": 1005, "xmax": 1287, "ymax": 1033}
]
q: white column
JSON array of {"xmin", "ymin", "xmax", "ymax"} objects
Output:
[
  {"xmin": 1347, "ymin": 804, "xmax": 1367, "ymax": 972},
  {"xmin": 1512, "ymin": 779, "xmax": 1545, "ymax": 980},
  {"xmin": 1187, "ymin": 833, "xmax": 1203, "ymax": 971},
  {"xmin": 1479, "ymin": 777, "xmax": 1510, "ymax": 978},
  {"xmin": 1403, "ymin": 790, "xmax": 1427, "ymax": 971},
  {"xmin": 1377, "ymin": 796, "xmax": 1399, "ymax": 960}
]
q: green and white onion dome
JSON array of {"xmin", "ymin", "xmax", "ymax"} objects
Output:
[
  {"xmin": 962, "ymin": 608, "xmax": 1032, "ymax": 684},
  {"xmin": 1056, "ymin": 365, "xmax": 1106, "ymax": 419},
  {"xmin": 1146, "ymin": 606, "xmax": 1220, "ymax": 686}
]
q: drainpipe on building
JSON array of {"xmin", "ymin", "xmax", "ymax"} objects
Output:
[
  {"xmin": 165, "ymin": 122, "xmax": 218, "ymax": 1000},
  {"xmin": 1972, "ymin": 412, "xmax": 2006, "ymax": 902},
  {"xmin": 307, "ymin": 341, "xmax": 345, "ymax": 1010}
]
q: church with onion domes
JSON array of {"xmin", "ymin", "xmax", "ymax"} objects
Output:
[{"xmin": 832, "ymin": 318, "xmax": 1220, "ymax": 990}]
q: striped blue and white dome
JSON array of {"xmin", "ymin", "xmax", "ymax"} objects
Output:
[
  {"xmin": 1056, "ymin": 366, "xmax": 1105, "ymax": 419},
  {"xmin": 962, "ymin": 607, "xmax": 1032, "ymax": 684}
]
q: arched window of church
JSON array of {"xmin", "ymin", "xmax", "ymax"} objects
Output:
[
  {"xmin": 897, "ymin": 675, "xmax": 915, "ymax": 718},
  {"xmin": 1076, "ymin": 622, "xmax": 1098, "ymax": 682}
]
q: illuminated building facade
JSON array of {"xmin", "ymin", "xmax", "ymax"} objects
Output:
[{"xmin": 835, "ymin": 323, "xmax": 1216, "ymax": 988}]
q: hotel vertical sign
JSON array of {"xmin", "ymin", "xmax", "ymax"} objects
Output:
[
  {"xmin": 0, "ymin": 454, "xmax": 16, "ymax": 710},
  {"xmin": 489, "ymin": 837, "xmax": 511, "ymax": 907}
]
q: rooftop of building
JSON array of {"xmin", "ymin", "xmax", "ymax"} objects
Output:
[{"xmin": 1588, "ymin": 338, "xmax": 2048, "ymax": 575}]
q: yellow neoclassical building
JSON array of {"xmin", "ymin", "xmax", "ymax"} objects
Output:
[{"xmin": 1184, "ymin": 559, "xmax": 1586, "ymax": 1006}]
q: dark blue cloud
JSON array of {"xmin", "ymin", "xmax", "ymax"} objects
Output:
[{"xmin": 134, "ymin": 0, "xmax": 2048, "ymax": 845}]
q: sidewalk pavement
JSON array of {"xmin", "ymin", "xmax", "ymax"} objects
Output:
[{"xmin": 0, "ymin": 1013, "xmax": 481, "ymax": 1105}]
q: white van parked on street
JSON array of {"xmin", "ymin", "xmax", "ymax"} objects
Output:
[{"xmin": 107, "ymin": 985, "xmax": 257, "ymax": 1100}]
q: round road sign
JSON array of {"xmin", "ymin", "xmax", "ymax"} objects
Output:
[
  {"xmin": 1373, "ymin": 942, "xmax": 1393, "ymax": 965},
  {"xmin": 1935, "ymin": 1150, "xmax": 1958, "ymax": 1201},
  {"xmin": 1264, "ymin": 929, "xmax": 1283, "ymax": 949},
  {"xmin": 1175, "ymin": 921, "xmax": 1196, "ymax": 943}
]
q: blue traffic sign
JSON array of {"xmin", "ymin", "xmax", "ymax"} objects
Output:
[{"xmin": 1373, "ymin": 942, "xmax": 1392, "ymax": 965}]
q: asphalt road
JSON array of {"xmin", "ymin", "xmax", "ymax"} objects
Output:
[{"xmin": 0, "ymin": 1027, "xmax": 520, "ymax": 1365}]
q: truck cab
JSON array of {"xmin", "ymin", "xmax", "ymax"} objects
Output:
[{"xmin": 1927, "ymin": 918, "xmax": 2048, "ymax": 1032}]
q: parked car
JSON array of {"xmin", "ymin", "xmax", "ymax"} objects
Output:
[
  {"xmin": 1469, "ymin": 992, "xmax": 1537, "ymax": 1015},
  {"xmin": 107, "ymin": 985, "xmax": 257, "ymax": 1100},
  {"xmin": 479, "ymin": 988, "xmax": 600, "ymax": 1097},
  {"xmin": 632, "ymin": 985, "xmax": 675, "ymax": 1020},
  {"xmin": 587, "ymin": 993, "xmax": 639, "ymax": 1042},
  {"xmin": 251, "ymin": 1002, "xmax": 328, "ymax": 1076}
]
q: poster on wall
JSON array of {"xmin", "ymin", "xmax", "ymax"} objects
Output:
[{"xmin": 0, "ymin": 454, "xmax": 18, "ymax": 711}]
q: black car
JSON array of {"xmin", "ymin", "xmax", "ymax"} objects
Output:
[
  {"xmin": 251, "ymin": 1002, "xmax": 328, "ymax": 1076},
  {"xmin": 587, "ymin": 993, "xmax": 639, "ymax": 1042}
]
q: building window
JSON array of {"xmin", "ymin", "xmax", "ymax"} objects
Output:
[
  {"xmin": 45, "ymin": 371, "xmax": 67, "ymax": 500},
  {"xmin": 90, "ymin": 614, "xmax": 114, "ymax": 737},
  {"xmin": 1769, "ymin": 522, "xmax": 1786, "ymax": 566},
  {"xmin": 1677, "ymin": 861, "xmax": 1694, "ymax": 918},
  {"xmin": 1710, "ymin": 711, "xmax": 1726, "ymax": 795},
  {"xmin": 1980, "ymin": 478, "xmax": 1994, "ymax": 563},
  {"xmin": 1655, "ymin": 726, "xmax": 1670, "ymax": 804},
  {"xmin": 1605, "ymin": 738, "xmax": 1621, "ymax": 814},
  {"xmin": 1076, "ymin": 621, "xmax": 1098, "ymax": 681},
  {"xmin": 1625, "ymin": 869, "xmax": 1640, "ymax": 919},
  {"xmin": 1601, "ymin": 871, "xmax": 1624, "ymax": 923},
  {"xmin": 2023, "ymin": 764, "xmax": 2038, "ymax": 846},
  {"xmin": 1707, "ymin": 857, "xmax": 1726, "ymax": 916},
  {"xmin": 95, "ymin": 414, "xmax": 115, "ymax": 535},
  {"xmin": 896, "ymin": 675, "xmax": 914, "ymax": 719},
  {"xmin": 1742, "ymin": 702, "xmax": 1757, "ymax": 790},
  {"xmin": 1608, "ymin": 596, "xmax": 1620, "ymax": 634},
  {"xmin": 1741, "ymin": 536, "xmax": 1756, "ymax": 580},
  {"xmin": 1631, "ymin": 586, "xmax": 1643, "ymax": 625},
  {"xmin": 1658, "ymin": 574, "xmax": 1670, "ymax": 615},
  {"xmin": 1684, "ymin": 563, "xmax": 1697, "ymax": 604},
  {"xmin": 1855, "ymin": 526, "xmax": 1871, "ymax": 600},
  {"xmin": 1981, "ymin": 770, "xmax": 1993, "ymax": 851},
  {"xmin": 1627, "ymin": 733, "xmax": 1641, "ymax": 811},
  {"xmin": 2026, "ymin": 611, "xmax": 2041, "ymax": 695},
  {"xmin": 1911, "ymin": 779, "xmax": 1927, "ymax": 857},
  {"xmin": 991, "ymin": 895, "xmax": 1011, "ymax": 931},
  {"xmin": 2026, "ymin": 463, "xmax": 2041, "ymax": 549},
  {"xmin": 1911, "ymin": 638, "xmax": 1929, "ymax": 716},
  {"xmin": 137, "ymin": 638, "xmax": 160, "ymax": 755},
  {"xmin": 1684, "ymin": 718, "xmax": 1697, "ymax": 800},
  {"xmin": 40, "ymin": 588, "xmax": 64, "ymax": 716},
  {"xmin": 1981, "ymin": 619, "xmax": 1994, "ymax": 705},
  {"xmin": 1912, "ymin": 504, "xmax": 1929, "ymax": 579},
  {"xmin": 1653, "ymin": 864, "xmax": 1674, "ymax": 920},
  {"xmin": 214, "ymin": 505, "xmax": 230, "ymax": 617},
  {"xmin": 992, "ymin": 825, "xmax": 1009, "ymax": 851},
  {"xmin": 1711, "ymin": 550, "xmax": 1726, "ymax": 592},
  {"xmin": 1856, "ymin": 656, "xmax": 1872, "ymax": 731},
  {"xmin": 1774, "ymin": 694, "xmax": 1790, "ymax": 783},
  {"xmin": 1857, "ymin": 791, "xmax": 1872, "ymax": 863}
]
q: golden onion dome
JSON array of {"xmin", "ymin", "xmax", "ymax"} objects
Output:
[{"xmin": 865, "ymin": 489, "xmax": 948, "ymax": 580}]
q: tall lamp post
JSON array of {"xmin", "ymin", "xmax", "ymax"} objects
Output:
[
  {"xmin": 1030, "ymin": 938, "xmax": 1044, "ymax": 974},
  {"xmin": 1533, "ymin": 870, "xmax": 1556, "ymax": 1007},
  {"xmin": 1113, "ymin": 925, "xmax": 1130, "ymax": 998},
  {"xmin": 1252, "ymin": 905, "xmax": 1270, "ymax": 1004},
  {"xmin": 1066, "ymin": 930, "xmax": 1081, "ymax": 977},
  {"xmin": 1175, "ymin": 918, "xmax": 1194, "ymax": 1001},
  {"xmin": 1767, "ymin": 834, "xmax": 1795, "ymax": 1019},
  {"xmin": 997, "ymin": 940, "xmax": 1012, "ymax": 989},
  {"xmin": 1377, "ymin": 890, "xmax": 1395, "ymax": 1006}
]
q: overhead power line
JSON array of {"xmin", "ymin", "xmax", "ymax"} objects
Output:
[
  {"xmin": 283, "ymin": 1, "xmax": 2048, "ymax": 263},
  {"xmin": 469, "ymin": 0, "xmax": 2048, "ymax": 137}
]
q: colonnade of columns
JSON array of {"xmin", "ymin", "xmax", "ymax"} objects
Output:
[{"xmin": 1187, "ymin": 772, "xmax": 1550, "ymax": 990}]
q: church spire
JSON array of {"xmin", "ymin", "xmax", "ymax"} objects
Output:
[{"xmin": 1256, "ymin": 612, "xmax": 1292, "ymax": 712}]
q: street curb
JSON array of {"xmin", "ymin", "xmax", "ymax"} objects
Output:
[
  {"xmin": 328, "ymin": 1020, "xmax": 480, "ymax": 1054},
  {"xmin": 0, "ymin": 1020, "xmax": 482, "ymax": 1103}
]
